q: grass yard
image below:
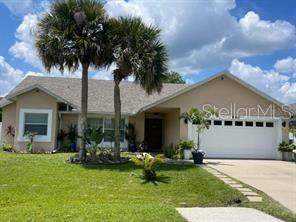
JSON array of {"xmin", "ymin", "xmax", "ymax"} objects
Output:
[{"xmin": 0, "ymin": 153, "xmax": 295, "ymax": 222}]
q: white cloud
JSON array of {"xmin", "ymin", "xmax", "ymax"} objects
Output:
[
  {"xmin": 105, "ymin": 1, "xmax": 296, "ymax": 73},
  {"xmin": 274, "ymin": 57, "xmax": 296, "ymax": 77},
  {"xmin": 0, "ymin": 0, "xmax": 32, "ymax": 15},
  {"xmin": 229, "ymin": 59, "xmax": 296, "ymax": 103},
  {"xmin": 0, "ymin": 55, "xmax": 43, "ymax": 96}
]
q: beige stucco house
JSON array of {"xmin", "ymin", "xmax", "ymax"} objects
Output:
[{"xmin": 0, "ymin": 72, "xmax": 291, "ymax": 159}]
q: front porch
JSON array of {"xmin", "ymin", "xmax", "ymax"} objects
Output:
[{"xmin": 129, "ymin": 107, "xmax": 182, "ymax": 152}]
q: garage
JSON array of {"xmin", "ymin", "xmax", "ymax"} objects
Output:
[{"xmin": 188, "ymin": 119, "xmax": 282, "ymax": 159}]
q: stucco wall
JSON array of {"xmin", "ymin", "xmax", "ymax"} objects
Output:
[
  {"xmin": 129, "ymin": 112, "xmax": 145, "ymax": 142},
  {"xmin": 1, "ymin": 103, "xmax": 16, "ymax": 146},
  {"xmin": 158, "ymin": 75, "xmax": 289, "ymax": 141},
  {"xmin": 14, "ymin": 90, "xmax": 58, "ymax": 152},
  {"xmin": 163, "ymin": 109, "xmax": 180, "ymax": 147}
]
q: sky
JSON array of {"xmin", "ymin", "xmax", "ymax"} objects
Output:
[{"xmin": 0, "ymin": 0, "xmax": 295, "ymax": 104}]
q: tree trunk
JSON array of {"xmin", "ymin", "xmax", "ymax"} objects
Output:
[
  {"xmin": 79, "ymin": 62, "xmax": 89, "ymax": 160},
  {"xmin": 113, "ymin": 78, "xmax": 121, "ymax": 160}
]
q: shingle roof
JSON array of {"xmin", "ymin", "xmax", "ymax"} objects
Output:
[{"xmin": 3, "ymin": 76, "xmax": 188, "ymax": 114}]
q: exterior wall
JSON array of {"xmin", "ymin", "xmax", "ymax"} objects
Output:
[
  {"xmin": 61, "ymin": 114, "xmax": 78, "ymax": 132},
  {"xmin": 158, "ymin": 75, "xmax": 289, "ymax": 141},
  {"xmin": 129, "ymin": 112, "xmax": 145, "ymax": 143},
  {"xmin": 163, "ymin": 109, "xmax": 180, "ymax": 147},
  {"xmin": 1, "ymin": 103, "xmax": 16, "ymax": 146},
  {"xmin": 14, "ymin": 90, "xmax": 58, "ymax": 152}
]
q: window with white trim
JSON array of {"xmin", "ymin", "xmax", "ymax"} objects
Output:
[
  {"xmin": 24, "ymin": 113, "xmax": 48, "ymax": 135},
  {"xmin": 18, "ymin": 109, "xmax": 52, "ymax": 142}
]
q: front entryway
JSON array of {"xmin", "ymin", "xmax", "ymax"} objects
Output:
[{"xmin": 145, "ymin": 118, "xmax": 163, "ymax": 151}]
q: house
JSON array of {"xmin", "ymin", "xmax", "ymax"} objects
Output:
[{"xmin": 0, "ymin": 72, "xmax": 291, "ymax": 159}]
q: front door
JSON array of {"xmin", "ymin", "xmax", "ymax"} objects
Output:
[{"xmin": 145, "ymin": 119, "xmax": 163, "ymax": 151}]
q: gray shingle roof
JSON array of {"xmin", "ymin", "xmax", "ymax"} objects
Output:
[{"xmin": 3, "ymin": 76, "xmax": 188, "ymax": 114}]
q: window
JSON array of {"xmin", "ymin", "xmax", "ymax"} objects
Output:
[
  {"xmin": 18, "ymin": 109, "xmax": 52, "ymax": 142},
  {"xmin": 87, "ymin": 118, "xmax": 103, "ymax": 128},
  {"xmin": 256, "ymin": 122, "xmax": 263, "ymax": 127},
  {"xmin": 24, "ymin": 113, "xmax": 48, "ymax": 135},
  {"xmin": 103, "ymin": 118, "xmax": 125, "ymax": 142},
  {"xmin": 235, "ymin": 121, "xmax": 243, "ymax": 126},
  {"xmin": 214, "ymin": 120, "xmax": 222, "ymax": 125},
  {"xmin": 266, "ymin": 122, "xmax": 274, "ymax": 127},
  {"xmin": 245, "ymin": 121, "xmax": 253, "ymax": 127},
  {"xmin": 224, "ymin": 121, "xmax": 232, "ymax": 126}
]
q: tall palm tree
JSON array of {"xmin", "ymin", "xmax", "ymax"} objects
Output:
[
  {"xmin": 35, "ymin": 0, "xmax": 110, "ymax": 160},
  {"xmin": 108, "ymin": 17, "xmax": 168, "ymax": 159}
]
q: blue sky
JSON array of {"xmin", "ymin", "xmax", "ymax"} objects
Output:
[{"xmin": 0, "ymin": 0, "xmax": 295, "ymax": 104}]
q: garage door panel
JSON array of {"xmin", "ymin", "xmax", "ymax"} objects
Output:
[{"xmin": 189, "ymin": 120, "xmax": 279, "ymax": 159}]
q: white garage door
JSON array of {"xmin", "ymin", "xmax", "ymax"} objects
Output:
[{"xmin": 188, "ymin": 119, "xmax": 281, "ymax": 159}]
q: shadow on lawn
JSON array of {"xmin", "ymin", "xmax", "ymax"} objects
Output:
[{"xmin": 140, "ymin": 175, "xmax": 171, "ymax": 186}]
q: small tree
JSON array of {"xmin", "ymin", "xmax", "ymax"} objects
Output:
[
  {"xmin": 84, "ymin": 126, "xmax": 104, "ymax": 162},
  {"xmin": 180, "ymin": 108, "xmax": 217, "ymax": 150},
  {"xmin": 163, "ymin": 71, "xmax": 185, "ymax": 84}
]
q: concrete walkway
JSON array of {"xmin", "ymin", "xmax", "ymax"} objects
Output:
[
  {"xmin": 205, "ymin": 159, "xmax": 296, "ymax": 212},
  {"xmin": 177, "ymin": 207, "xmax": 284, "ymax": 222}
]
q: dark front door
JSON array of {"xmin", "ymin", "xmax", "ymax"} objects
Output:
[{"xmin": 145, "ymin": 119, "xmax": 163, "ymax": 151}]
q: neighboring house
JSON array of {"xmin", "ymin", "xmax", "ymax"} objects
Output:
[{"xmin": 0, "ymin": 72, "xmax": 291, "ymax": 159}]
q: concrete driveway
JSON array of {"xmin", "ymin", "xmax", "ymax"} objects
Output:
[{"xmin": 205, "ymin": 159, "xmax": 296, "ymax": 213}]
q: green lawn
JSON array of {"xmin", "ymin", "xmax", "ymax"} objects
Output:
[{"xmin": 0, "ymin": 153, "xmax": 295, "ymax": 222}]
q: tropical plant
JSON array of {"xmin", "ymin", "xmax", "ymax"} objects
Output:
[
  {"xmin": 163, "ymin": 71, "xmax": 185, "ymax": 84},
  {"xmin": 35, "ymin": 0, "xmax": 110, "ymax": 160},
  {"xmin": 67, "ymin": 125, "xmax": 78, "ymax": 148},
  {"xmin": 84, "ymin": 126, "xmax": 104, "ymax": 161},
  {"xmin": 180, "ymin": 108, "xmax": 217, "ymax": 150},
  {"xmin": 1, "ymin": 143, "xmax": 13, "ymax": 152},
  {"xmin": 163, "ymin": 143, "xmax": 180, "ymax": 159},
  {"xmin": 25, "ymin": 131, "xmax": 37, "ymax": 153},
  {"xmin": 125, "ymin": 123, "xmax": 136, "ymax": 145},
  {"xmin": 131, "ymin": 153, "xmax": 164, "ymax": 181},
  {"xmin": 278, "ymin": 141, "xmax": 295, "ymax": 152},
  {"xmin": 106, "ymin": 17, "xmax": 168, "ymax": 160},
  {"xmin": 5, "ymin": 125, "xmax": 15, "ymax": 147}
]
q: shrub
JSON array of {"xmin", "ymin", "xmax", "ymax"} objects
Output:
[
  {"xmin": 131, "ymin": 153, "xmax": 164, "ymax": 181},
  {"xmin": 84, "ymin": 126, "xmax": 104, "ymax": 162},
  {"xmin": 278, "ymin": 142, "xmax": 295, "ymax": 152},
  {"xmin": 1, "ymin": 143, "xmax": 13, "ymax": 152},
  {"xmin": 163, "ymin": 143, "xmax": 181, "ymax": 159}
]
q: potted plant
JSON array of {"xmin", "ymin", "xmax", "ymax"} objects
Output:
[
  {"xmin": 278, "ymin": 141, "xmax": 295, "ymax": 161},
  {"xmin": 180, "ymin": 108, "xmax": 217, "ymax": 164},
  {"xmin": 178, "ymin": 140, "xmax": 194, "ymax": 160},
  {"xmin": 67, "ymin": 125, "xmax": 78, "ymax": 152},
  {"xmin": 125, "ymin": 123, "xmax": 137, "ymax": 152}
]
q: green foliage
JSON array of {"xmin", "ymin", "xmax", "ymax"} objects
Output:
[
  {"xmin": 131, "ymin": 153, "xmax": 164, "ymax": 181},
  {"xmin": 125, "ymin": 123, "xmax": 136, "ymax": 144},
  {"xmin": 278, "ymin": 141, "xmax": 295, "ymax": 152},
  {"xmin": 1, "ymin": 143, "xmax": 13, "ymax": 152},
  {"xmin": 67, "ymin": 125, "xmax": 78, "ymax": 145},
  {"xmin": 35, "ymin": 0, "xmax": 110, "ymax": 72},
  {"xmin": 163, "ymin": 143, "xmax": 181, "ymax": 159},
  {"xmin": 84, "ymin": 126, "xmax": 104, "ymax": 161},
  {"xmin": 180, "ymin": 108, "xmax": 217, "ymax": 150},
  {"xmin": 25, "ymin": 131, "xmax": 37, "ymax": 153},
  {"xmin": 163, "ymin": 71, "xmax": 185, "ymax": 84},
  {"xmin": 178, "ymin": 140, "xmax": 194, "ymax": 151}
]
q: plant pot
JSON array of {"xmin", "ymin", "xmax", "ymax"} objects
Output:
[
  {"xmin": 128, "ymin": 144, "xmax": 137, "ymax": 152},
  {"xmin": 183, "ymin": 149, "xmax": 192, "ymax": 160},
  {"xmin": 70, "ymin": 143, "xmax": 77, "ymax": 152},
  {"xmin": 282, "ymin": 152, "xmax": 293, "ymax": 161},
  {"xmin": 192, "ymin": 150, "xmax": 205, "ymax": 164}
]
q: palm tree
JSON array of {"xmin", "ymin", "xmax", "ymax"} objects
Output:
[
  {"xmin": 35, "ymin": 0, "xmax": 110, "ymax": 160},
  {"xmin": 180, "ymin": 108, "xmax": 217, "ymax": 150},
  {"xmin": 108, "ymin": 17, "xmax": 168, "ymax": 159}
]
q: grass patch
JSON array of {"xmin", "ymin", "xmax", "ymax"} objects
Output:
[{"xmin": 0, "ymin": 153, "xmax": 294, "ymax": 221}]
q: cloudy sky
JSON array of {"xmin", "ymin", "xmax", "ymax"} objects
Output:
[{"xmin": 0, "ymin": 0, "xmax": 295, "ymax": 104}]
